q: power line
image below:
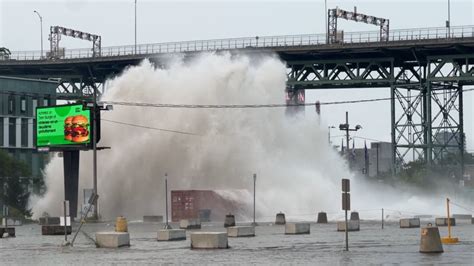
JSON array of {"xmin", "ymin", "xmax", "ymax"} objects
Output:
[
  {"xmin": 101, "ymin": 118, "xmax": 200, "ymax": 136},
  {"xmin": 0, "ymin": 88, "xmax": 472, "ymax": 109}
]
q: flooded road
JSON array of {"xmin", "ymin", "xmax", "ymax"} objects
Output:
[{"xmin": 1, "ymin": 220, "xmax": 473, "ymax": 265}]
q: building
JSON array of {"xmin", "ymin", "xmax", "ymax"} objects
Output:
[
  {"xmin": 0, "ymin": 76, "xmax": 57, "ymax": 193},
  {"xmin": 349, "ymin": 141, "xmax": 393, "ymax": 178},
  {"xmin": 433, "ymin": 131, "xmax": 465, "ymax": 160}
]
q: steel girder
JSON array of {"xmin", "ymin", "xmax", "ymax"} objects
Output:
[
  {"xmin": 287, "ymin": 54, "xmax": 473, "ymax": 177},
  {"xmin": 55, "ymin": 78, "xmax": 104, "ymax": 101}
]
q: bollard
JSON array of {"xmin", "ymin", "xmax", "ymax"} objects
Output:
[
  {"xmin": 419, "ymin": 225, "xmax": 443, "ymax": 253},
  {"xmin": 317, "ymin": 212, "xmax": 328, "ymax": 223},
  {"xmin": 275, "ymin": 212, "xmax": 286, "ymax": 225},
  {"xmin": 115, "ymin": 216, "xmax": 128, "ymax": 232},
  {"xmin": 350, "ymin": 212, "xmax": 359, "ymax": 221},
  {"xmin": 224, "ymin": 214, "xmax": 235, "ymax": 228}
]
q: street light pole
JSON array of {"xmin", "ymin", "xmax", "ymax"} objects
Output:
[
  {"xmin": 252, "ymin": 173, "xmax": 257, "ymax": 226},
  {"xmin": 134, "ymin": 0, "xmax": 137, "ymax": 54},
  {"xmin": 33, "ymin": 10, "xmax": 43, "ymax": 58},
  {"xmin": 447, "ymin": 0, "xmax": 451, "ymax": 37},
  {"xmin": 325, "ymin": 0, "xmax": 328, "ymax": 43},
  {"xmin": 328, "ymin": 126, "xmax": 335, "ymax": 144}
]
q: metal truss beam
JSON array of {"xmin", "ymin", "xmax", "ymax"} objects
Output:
[
  {"xmin": 286, "ymin": 58, "xmax": 394, "ymax": 89},
  {"xmin": 287, "ymin": 53, "xmax": 473, "ymax": 178},
  {"xmin": 55, "ymin": 78, "xmax": 104, "ymax": 100}
]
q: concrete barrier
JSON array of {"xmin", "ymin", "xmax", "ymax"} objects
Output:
[
  {"xmin": 350, "ymin": 212, "xmax": 360, "ymax": 221},
  {"xmin": 96, "ymin": 232, "xmax": 130, "ymax": 248},
  {"xmin": 452, "ymin": 214, "xmax": 472, "ymax": 223},
  {"xmin": 337, "ymin": 221, "xmax": 360, "ymax": 231},
  {"xmin": 157, "ymin": 229, "xmax": 186, "ymax": 241},
  {"xmin": 435, "ymin": 217, "xmax": 456, "ymax": 226},
  {"xmin": 317, "ymin": 212, "xmax": 328, "ymax": 223},
  {"xmin": 191, "ymin": 232, "xmax": 228, "ymax": 249},
  {"xmin": 285, "ymin": 223, "xmax": 310, "ymax": 235},
  {"xmin": 2, "ymin": 218, "xmax": 22, "ymax": 226},
  {"xmin": 143, "ymin": 215, "xmax": 163, "ymax": 223},
  {"xmin": 419, "ymin": 226, "xmax": 443, "ymax": 253},
  {"xmin": 224, "ymin": 214, "xmax": 235, "ymax": 228},
  {"xmin": 0, "ymin": 227, "xmax": 15, "ymax": 238},
  {"xmin": 41, "ymin": 225, "xmax": 72, "ymax": 235},
  {"xmin": 180, "ymin": 219, "xmax": 201, "ymax": 229},
  {"xmin": 275, "ymin": 212, "xmax": 286, "ymax": 225},
  {"xmin": 400, "ymin": 218, "xmax": 421, "ymax": 228},
  {"xmin": 227, "ymin": 226, "xmax": 255, "ymax": 237}
]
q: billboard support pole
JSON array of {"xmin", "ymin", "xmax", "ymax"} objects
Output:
[{"xmin": 92, "ymin": 78, "xmax": 99, "ymax": 220}]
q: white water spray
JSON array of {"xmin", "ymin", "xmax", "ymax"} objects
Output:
[{"xmin": 30, "ymin": 53, "xmax": 455, "ymax": 221}]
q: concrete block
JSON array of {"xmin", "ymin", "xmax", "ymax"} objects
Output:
[
  {"xmin": 157, "ymin": 229, "xmax": 186, "ymax": 241},
  {"xmin": 435, "ymin": 217, "xmax": 456, "ymax": 226},
  {"xmin": 400, "ymin": 218, "xmax": 421, "ymax": 228},
  {"xmin": 95, "ymin": 232, "xmax": 130, "ymax": 248},
  {"xmin": 143, "ymin": 215, "xmax": 163, "ymax": 223},
  {"xmin": 419, "ymin": 226, "xmax": 443, "ymax": 253},
  {"xmin": 227, "ymin": 226, "xmax": 255, "ymax": 237},
  {"xmin": 191, "ymin": 232, "xmax": 228, "ymax": 249},
  {"xmin": 224, "ymin": 214, "xmax": 235, "ymax": 228},
  {"xmin": 275, "ymin": 213, "xmax": 286, "ymax": 225},
  {"xmin": 180, "ymin": 219, "xmax": 201, "ymax": 229},
  {"xmin": 285, "ymin": 223, "xmax": 310, "ymax": 235},
  {"xmin": 317, "ymin": 212, "xmax": 328, "ymax": 223},
  {"xmin": 0, "ymin": 227, "xmax": 15, "ymax": 238},
  {"xmin": 337, "ymin": 221, "xmax": 360, "ymax": 231},
  {"xmin": 2, "ymin": 218, "xmax": 22, "ymax": 226},
  {"xmin": 452, "ymin": 214, "xmax": 472, "ymax": 220},
  {"xmin": 350, "ymin": 212, "xmax": 360, "ymax": 221},
  {"xmin": 41, "ymin": 225, "xmax": 72, "ymax": 235}
]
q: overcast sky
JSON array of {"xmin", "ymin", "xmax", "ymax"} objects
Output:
[{"xmin": 1, "ymin": 0, "xmax": 473, "ymax": 152}]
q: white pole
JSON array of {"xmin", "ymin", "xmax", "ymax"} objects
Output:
[
  {"xmin": 34, "ymin": 11, "xmax": 43, "ymax": 58},
  {"xmin": 134, "ymin": 0, "xmax": 137, "ymax": 54}
]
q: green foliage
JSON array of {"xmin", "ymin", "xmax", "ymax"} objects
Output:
[{"xmin": 0, "ymin": 150, "xmax": 32, "ymax": 218}]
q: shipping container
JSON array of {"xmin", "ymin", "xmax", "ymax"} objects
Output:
[{"xmin": 171, "ymin": 190, "xmax": 249, "ymax": 222}]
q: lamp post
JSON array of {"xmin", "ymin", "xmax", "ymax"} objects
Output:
[
  {"xmin": 33, "ymin": 10, "xmax": 43, "ymax": 59},
  {"xmin": 134, "ymin": 0, "xmax": 137, "ymax": 54},
  {"xmin": 447, "ymin": 0, "xmax": 451, "ymax": 38},
  {"xmin": 339, "ymin": 111, "xmax": 362, "ymax": 169},
  {"xmin": 328, "ymin": 126, "xmax": 335, "ymax": 144}
]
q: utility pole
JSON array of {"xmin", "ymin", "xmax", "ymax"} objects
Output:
[
  {"xmin": 345, "ymin": 112, "xmax": 349, "ymax": 152},
  {"xmin": 325, "ymin": 0, "xmax": 328, "ymax": 43},
  {"xmin": 33, "ymin": 11, "xmax": 43, "ymax": 58},
  {"xmin": 328, "ymin": 126, "xmax": 335, "ymax": 144},
  {"xmin": 339, "ymin": 111, "xmax": 362, "ymax": 165},
  {"xmin": 252, "ymin": 173, "xmax": 257, "ymax": 226},
  {"xmin": 447, "ymin": 0, "xmax": 451, "ymax": 37},
  {"xmin": 164, "ymin": 173, "xmax": 171, "ymax": 229},
  {"xmin": 134, "ymin": 0, "xmax": 137, "ymax": 54}
]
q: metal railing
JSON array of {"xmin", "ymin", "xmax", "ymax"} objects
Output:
[{"xmin": 7, "ymin": 25, "xmax": 474, "ymax": 61}]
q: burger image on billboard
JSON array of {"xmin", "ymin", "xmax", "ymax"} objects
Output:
[
  {"xmin": 71, "ymin": 115, "xmax": 90, "ymax": 143},
  {"xmin": 64, "ymin": 116, "xmax": 74, "ymax": 141}
]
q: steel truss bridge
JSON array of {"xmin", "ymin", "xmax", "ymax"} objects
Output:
[{"xmin": 1, "ymin": 25, "xmax": 474, "ymax": 175}]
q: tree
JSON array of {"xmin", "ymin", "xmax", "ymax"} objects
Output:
[{"xmin": 0, "ymin": 150, "xmax": 31, "ymax": 218}]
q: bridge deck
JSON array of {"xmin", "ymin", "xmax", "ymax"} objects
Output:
[{"xmin": 0, "ymin": 25, "xmax": 473, "ymax": 81}]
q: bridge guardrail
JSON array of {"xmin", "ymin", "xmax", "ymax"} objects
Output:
[{"xmin": 7, "ymin": 25, "xmax": 474, "ymax": 61}]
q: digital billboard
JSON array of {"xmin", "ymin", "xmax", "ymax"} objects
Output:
[{"xmin": 36, "ymin": 104, "xmax": 91, "ymax": 148}]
